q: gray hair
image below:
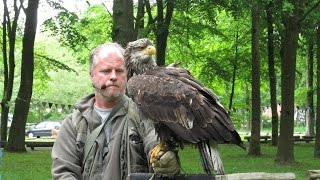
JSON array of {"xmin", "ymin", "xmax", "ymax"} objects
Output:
[{"xmin": 89, "ymin": 42, "xmax": 125, "ymax": 73}]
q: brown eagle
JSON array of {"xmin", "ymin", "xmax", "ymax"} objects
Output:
[{"xmin": 124, "ymin": 38, "xmax": 245, "ymax": 175}]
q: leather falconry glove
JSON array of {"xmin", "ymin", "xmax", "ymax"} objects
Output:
[{"xmin": 151, "ymin": 150, "xmax": 180, "ymax": 175}]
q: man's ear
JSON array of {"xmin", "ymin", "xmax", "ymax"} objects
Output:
[{"xmin": 90, "ymin": 72, "xmax": 94, "ymax": 84}]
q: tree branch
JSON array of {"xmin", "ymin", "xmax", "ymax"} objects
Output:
[
  {"xmin": 298, "ymin": 0, "xmax": 320, "ymax": 24},
  {"xmin": 99, "ymin": 0, "xmax": 112, "ymax": 17},
  {"xmin": 35, "ymin": 53, "xmax": 77, "ymax": 74}
]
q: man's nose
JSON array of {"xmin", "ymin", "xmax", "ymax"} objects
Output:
[{"xmin": 110, "ymin": 70, "xmax": 117, "ymax": 81}]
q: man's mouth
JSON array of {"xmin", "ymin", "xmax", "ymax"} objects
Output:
[{"xmin": 105, "ymin": 84, "xmax": 119, "ymax": 88}]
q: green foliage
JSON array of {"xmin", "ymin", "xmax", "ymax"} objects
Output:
[
  {"xmin": 282, "ymin": 1, "xmax": 294, "ymax": 16},
  {"xmin": 168, "ymin": 7, "xmax": 253, "ymax": 108},
  {"xmin": 230, "ymin": 109, "xmax": 250, "ymax": 128},
  {"xmin": 36, "ymin": 54, "xmax": 76, "ymax": 73},
  {"xmin": 32, "ymin": 35, "xmax": 92, "ymax": 106},
  {"xmin": 79, "ymin": 5, "xmax": 113, "ymax": 46},
  {"xmin": 43, "ymin": 69, "xmax": 92, "ymax": 104},
  {"xmin": 26, "ymin": 110, "xmax": 39, "ymax": 123},
  {"xmin": 42, "ymin": 110, "xmax": 69, "ymax": 122},
  {"xmin": 1, "ymin": 2, "xmax": 102, "ymax": 124},
  {"xmin": 41, "ymin": 2, "xmax": 113, "ymax": 64},
  {"xmin": 33, "ymin": 0, "xmax": 319, "ymax": 116},
  {"xmin": 295, "ymin": 87, "xmax": 308, "ymax": 107},
  {"xmin": 1, "ymin": 0, "xmax": 319, "ymax": 141},
  {"xmin": 42, "ymin": 1, "xmax": 88, "ymax": 54}
]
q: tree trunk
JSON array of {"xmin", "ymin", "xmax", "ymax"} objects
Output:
[
  {"xmin": 5, "ymin": 0, "xmax": 39, "ymax": 152},
  {"xmin": 276, "ymin": 0, "xmax": 302, "ymax": 165},
  {"xmin": 229, "ymin": 30, "xmax": 239, "ymax": 113},
  {"xmin": 266, "ymin": 1, "xmax": 279, "ymax": 146},
  {"xmin": 306, "ymin": 43, "xmax": 315, "ymax": 136},
  {"xmin": 134, "ymin": 0, "xmax": 145, "ymax": 39},
  {"xmin": 248, "ymin": 0, "xmax": 261, "ymax": 156},
  {"xmin": 1, "ymin": 5, "xmax": 9, "ymax": 141},
  {"xmin": 1, "ymin": 0, "xmax": 21, "ymax": 141},
  {"xmin": 112, "ymin": 0, "xmax": 135, "ymax": 47},
  {"xmin": 246, "ymin": 83, "xmax": 251, "ymax": 131},
  {"xmin": 315, "ymin": 24, "xmax": 320, "ymax": 158},
  {"xmin": 155, "ymin": 0, "xmax": 174, "ymax": 66}
]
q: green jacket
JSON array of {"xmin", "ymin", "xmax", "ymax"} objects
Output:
[{"xmin": 52, "ymin": 94, "xmax": 158, "ymax": 180}]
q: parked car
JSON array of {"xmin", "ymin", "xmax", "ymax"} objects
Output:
[{"xmin": 25, "ymin": 121, "xmax": 61, "ymax": 138}]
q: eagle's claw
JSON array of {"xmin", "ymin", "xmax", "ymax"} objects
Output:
[{"xmin": 150, "ymin": 143, "xmax": 166, "ymax": 164}]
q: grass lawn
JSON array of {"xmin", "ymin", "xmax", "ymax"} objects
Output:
[
  {"xmin": 0, "ymin": 142, "xmax": 318, "ymax": 179},
  {"xmin": 0, "ymin": 148, "xmax": 52, "ymax": 180},
  {"xmin": 179, "ymin": 142, "xmax": 319, "ymax": 179}
]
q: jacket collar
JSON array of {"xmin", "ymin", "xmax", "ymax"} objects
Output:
[{"xmin": 74, "ymin": 94, "xmax": 128, "ymax": 131}]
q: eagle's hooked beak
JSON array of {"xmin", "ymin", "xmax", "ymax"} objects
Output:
[{"xmin": 145, "ymin": 45, "xmax": 156, "ymax": 56}]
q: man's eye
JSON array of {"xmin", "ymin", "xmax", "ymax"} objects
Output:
[{"xmin": 101, "ymin": 69, "xmax": 111, "ymax": 74}]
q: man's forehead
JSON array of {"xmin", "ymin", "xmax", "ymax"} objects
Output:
[
  {"xmin": 99, "ymin": 47, "xmax": 123, "ymax": 59},
  {"xmin": 95, "ymin": 58, "xmax": 125, "ymax": 66},
  {"xmin": 94, "ymin": 55, "xmax": 126, "ymax": 69}
]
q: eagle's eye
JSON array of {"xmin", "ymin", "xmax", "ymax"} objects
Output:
[{"xmin": 137, "ymin": 46, "xmax": 145, "ymax": 51}]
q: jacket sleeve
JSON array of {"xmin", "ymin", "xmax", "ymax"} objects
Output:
[
  {"xmin": 140, "ymin": 118, "xmax": 158, "ymax": 158},
  {"xmin": 128, "ymin": 100, "xmax": 158, "ymax": 169},
  {"xmin": 52, "ymin": 113, "xmax": 83, "ymax": 180},
  {"xmin": 131, "ymin": 102, "xmax": 158, "ymax": 159}
]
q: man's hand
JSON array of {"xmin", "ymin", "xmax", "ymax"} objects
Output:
[{"xmin": 151, "ymin": 150, "xmax": 180, "ymax": 175}]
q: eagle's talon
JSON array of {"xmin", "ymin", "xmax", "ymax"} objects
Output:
[{"xmin": 150, "ymin": 143, "xmax": 166, "ymax": 164}]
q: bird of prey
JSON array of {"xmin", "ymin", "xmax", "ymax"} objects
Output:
[{"xmin": 124, "ymin": 38, "xmax": 245, "ymax": 175}]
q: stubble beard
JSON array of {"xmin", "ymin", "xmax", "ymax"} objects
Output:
[{"xmin": 101, "ymin": 88, "xmax": 125, "ymax": 102}]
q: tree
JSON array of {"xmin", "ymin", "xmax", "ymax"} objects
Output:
[
  {"xmin": 276, "ymin": 1, "xmax": 304, "ymax": 164},
  {"xmin": 5, "ymin": 0, "xmax": 39, "ymax": 152},
  {"xmin": 112, "ymin": 0, "xmax": 135, "ymax": 46},
  {"xmin": 227, "ymin": 2, "xmax": 242, "ymax": 113},
  {"xmin": 315, "ymin": 24, "xmax": 320, "ymax": 158},
  {"xmin": 153, "ymin": 0, "xmax": 174, "ymax": 66},
  {"xmin": 0, "ymin": 0, "xmax": 22, "ymax": 142},
  {"xmin": 299, "ymin": 2, "xmax": 320, "ymax": 136},
  {"xmin": 305, "ymin": 41, "xmax": 315, "ymax": 136},
  {"xmin": 248, "ymin": 0, "xmax": 261, "ymax": 156},
  {"xmin": 112, "ymin": 0, "xmax": 174, "ymax": 65},
  {"xmin": 276, "ymin": 0, "xmax": 320, "ymax": 164},
  {"xmin": 265, "ymin": 0, "xmax": 279, "ymax": 146}
]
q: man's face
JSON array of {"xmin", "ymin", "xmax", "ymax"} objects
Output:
[{"xmin": 91, "ymin": 51, "xmax": 127, "ymax": 102}]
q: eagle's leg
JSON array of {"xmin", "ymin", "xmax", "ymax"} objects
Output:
[
  {"xmin": 150, "ymin": 143, "xmax": 166, "ymax": 164},
  {"xmin": 209, "ymin": 141, "xmax": 224, "ymax": 174},
  {"xmin": 198, "ymin": 140, "xmax": 224, "ymax": 175}
]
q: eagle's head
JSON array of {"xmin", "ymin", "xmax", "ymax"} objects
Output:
[{"xmin": 124, "ymin": 38, "xmax": 157, "ymax": 78}]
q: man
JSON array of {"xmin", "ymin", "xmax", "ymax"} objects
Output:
[{"xmin": 51, "ymin": 42, "xmax": 180, "ymax": 180}]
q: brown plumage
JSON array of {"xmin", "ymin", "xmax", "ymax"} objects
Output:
[{"xmin": 125, "ymin": 38, "xmax": 245, "ymax": 175}]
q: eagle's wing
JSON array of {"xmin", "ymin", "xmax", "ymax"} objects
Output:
[{"xmin": 127, "ymin": 67, "xmax": 240, "ymax": 144}]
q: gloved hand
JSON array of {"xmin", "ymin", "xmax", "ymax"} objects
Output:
[{"xmin": 151, "ymin": 150, "xmax": 180, "ymax": 175}]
